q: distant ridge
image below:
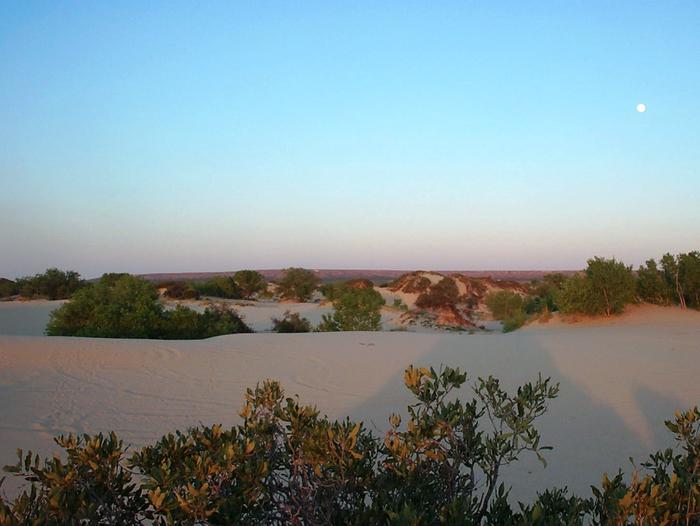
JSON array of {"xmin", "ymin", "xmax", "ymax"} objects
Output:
[{"xmin": 137, "ymin": 269, "xmax": 577, "ymax": 284}]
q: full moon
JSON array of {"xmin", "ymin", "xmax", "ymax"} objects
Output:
[{"xmin": 636, "ymin": 103, "xmax": 647, "ymax": 113}]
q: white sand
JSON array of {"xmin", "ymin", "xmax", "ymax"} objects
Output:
[{"xmin": 0, "ymin": 304, "xmax": 699, "ymax": 502}]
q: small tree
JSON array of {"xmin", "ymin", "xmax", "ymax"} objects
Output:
[
  {"xmin": 233, "ymin": 270, "xmax": 267, "ymax": 299},
  {"xmin": 637, "ymin": 259, "xmax": 672, "ymax": 305},
  {"xmin": 679, "ymin": 251, "xmax": 700, "ymax": 309},
  {"xmin": 277, "ymin": 268, "xmax": 320, "ymax": 302},
  {"xmin": 485, "ymin": 290, "xmax": 527, "ymax": 332},
  {"xmin": 560, "ymin": 258, "xmax": 635, "ymax": 316},
  {"xmin": 318, "ymin": 287, "xmax": 385, "ymax": 331},
  {"xmin": 15, "ymin": 268, "xmax": 84, "ymax": 300},
  {"xmin": 271, "ymin": 311, "xmax": 312, "ymax": 333}
]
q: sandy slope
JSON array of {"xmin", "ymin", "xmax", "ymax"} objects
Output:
[{"xmin": 0, "ymin": 305, "xmax": 699, "ymax": 502}]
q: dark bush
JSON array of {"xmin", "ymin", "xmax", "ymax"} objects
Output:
[
  {"xmin": 15, "ymin": 268, "xmax": 84, "ymax": 300},
  {"xmin": 161, "ymin": 282, "xmax": 200, "ymax": 300},
  {"xmin": 318, "ymin": 287, "xmax": 385, "ymax": 331},
  {"xmin": 0, "ymin": 278, "xmax": 18, "ymax": 299},
  {"xmin": 193, "ymin": 276, "xmax": 242, "ymax": 299},
  {"xmin": 277, "ymin": 268, "xmax": 320, "ymax": 302},
  {"xmin": 234, "ymin": 270, "xmax": 267, "ymax": 299},
  {"xmin": 415, "ymin": 277, "xmax": 459, "ymax": 309},
  {"xmin": 271, "ymin": 311, "xmax": 312, "ymax": 333},
  {"xmin": 46, "ymin": 274, "xmax": 251, "ymax": 339}
]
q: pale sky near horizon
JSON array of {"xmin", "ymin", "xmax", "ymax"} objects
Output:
[{"xmin": 1, "ymin": 2, "xmax": 699, "ymax": 279}]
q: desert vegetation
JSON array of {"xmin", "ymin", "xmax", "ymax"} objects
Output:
[
  {"xmin": 11, "ymin": 268, "xmax": 84, "ymax": 300},
  {"xmin": 271, "ymin": 311, "xmax": 312, "ymax": 333},
  {"xmin": 277, "ymin": 268, "xmax": 320, "ymax": 302},
  {"xmin": 317, "ymin": 286, "xmax": 385, "ymax": 331},
  {"xmin": 46, "ymin": 274, "xmax": 251, "ymax": 339},
  {"xmin": 0, "ymin": 279, "xmax": 18, "ymax": 299},
  {"xmin": 233, "ymin": 270, "xmax": 267, "ymax": 299},
  {"xmin": 1, "ymin": 365, "xmax": 698, "ymax": 524}
]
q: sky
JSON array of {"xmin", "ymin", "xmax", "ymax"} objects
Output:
[{"xmin": 1, "ymin": 1, "xmax": 699, "ymax": 279}]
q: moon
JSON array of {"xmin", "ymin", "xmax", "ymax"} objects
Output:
[{"xmin": 636, "ymin": 103, "xmax": 647, "ymax": 113}]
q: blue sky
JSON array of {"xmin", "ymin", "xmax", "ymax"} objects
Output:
[{"xmin": 1, "ymin": 1, "xmax": 699, "ymax": 278}]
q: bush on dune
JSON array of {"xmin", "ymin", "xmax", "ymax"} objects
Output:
[
  {"xmin": 271, "ymin": 311, "xmax": 312, "ymax": 333},
  {"xmin": 415, "ymin": 277, "xmax": 459, "ymax": 309},
  {"xmin": 46, "ymin": 274, "xmax": 251, "ymax": 339},
  {"xmin": 233, "ymin": 270, "xmax": 267, "ymax": 299},
  {"xmin": 277, "ymin": 268, "xmax": 320, "ymax": 302},
  {"xmin": 317, "ymin": 286, "xmax": 385, "ymax": 331},
  {"xmin": 192, "ymin": 276, "xmax": 242, "ymax": 299},
  {"xmin": 2, "ymin": 365, "xmax": 698, "ymax": 525},
  {"xmin": 14, "ymin": 268, "xmax": 84, "ymax": 300},
  {"xmin": 560, "ymin": 257, "xmax": 635, "ymax": 316},
  {"xmin": 485, "ymin": 290, "xmax": 528, "ymax": 332},
  {"xmin": 160, "ymin": 281, "xmax": 200, "ymax": 300}
]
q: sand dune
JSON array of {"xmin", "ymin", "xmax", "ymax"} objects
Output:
[{"xmin": 1, "ymin": 304, "xmax": 699, "ymax": 501}]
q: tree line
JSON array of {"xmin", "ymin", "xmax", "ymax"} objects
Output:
[{"xmin": 486, "ymin": 251, "xmax": 700, "ymax": 332}]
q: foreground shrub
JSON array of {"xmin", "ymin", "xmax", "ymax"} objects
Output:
[
  {"xmin": 317, "ymin": 287, "xmax": 385, "ymax": 331},
  {"xmin": 0, "ymin": 365, "xmax": 559, "ymax": 524},
  {"xmin": 560, "ymin": 257, "xmax": 636, "ymax": 316},
  {"xmin": 277, "ymin": 268, "xmax": 320, "ymax": 302},
  {"xmin": 14, "ymin": 268, "xmax": 84, "ymax": 300},
  {"xmin": 46, "ymin": 274, "xmax": 251, "ymax": 339},
  {"xmin": 1, "ymin": 366, "xmax": 699, "ymax": 524},
  {"xmin": 271, "ymin": 311, "xmax": 312, "ymax": 333}
]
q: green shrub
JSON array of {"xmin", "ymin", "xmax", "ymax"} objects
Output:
[
  {"xmin": 46, "ymin": 274, "xmax": 251, "ymax": 339},
  {"xmin": 318, "ymin": 287, "xmax": 385, "ymax": 331},
  {"xmin": 161, "ymin": 282, "xmax": 200, "ymax": 300},
  {"xmin": 14, "ymin": 268, "xmax": 84, "ymax": 300},
  {"xmin": 560, "ymin": 257, "xmax": 635, "ymax": 316},
  {"xmin": 46, "ymin": 274, "xmax": 164, "ymax": 338},
  {"xmin": 193, "ymin": 276, "xmax": 242, "ymax": 299},
  {"xmin": 277, "ymin": 268, "xmax": 320, "ymax": 302},
  {"xmin": 484, "ymin": 290, "xmax": 524, "ymax": 319},
  {"xmin": 271, "ymin": 311, "xmax": 312, "ymax": 333},
  {"xmin": 233, "ymin": 270, "xmax": 267, "ymax": 299},
  {"xmin": 637, "ymin": 259, "xmax": 672, "ymax": 305},
  {"xmin": 415, "ymin": 277, "xmax": 459, "ymax": 309},
  {"xmin": 197, "ymin": 303, "xmax": 253, "ymax": 337}
]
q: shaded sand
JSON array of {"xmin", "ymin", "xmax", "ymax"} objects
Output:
[
  {"xmin": 0, "ymin": 305, "xmax": 699, "ymax": 501},
  {"xmin": 0, "ymin": 300, "xmax": 65, "ymax": 336}
]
